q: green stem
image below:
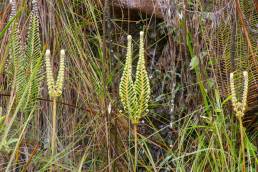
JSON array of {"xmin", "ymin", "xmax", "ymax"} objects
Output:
[
  {"xmin": 133, "ymin": 124, "xmax": 138, "ymax": 172},
  {"xmin": 238, "ymin": 116, "xmax": 245, "ymax": 172},
  {"xmin": 51, "ymin": 97, "xmax": 57, "ymax": 171}
]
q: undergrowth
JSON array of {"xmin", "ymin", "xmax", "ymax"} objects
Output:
[{"xmin": 0, "ymin": 0, "xmax": 257, "ymax": 171}]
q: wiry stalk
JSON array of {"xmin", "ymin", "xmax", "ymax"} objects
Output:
[
  {"xmin": 50, "ymin": 97, "xmax": 57, "ymax": 172},
  {"xmin": 133, "ymin": 124, "xmax": 138, "ymax": 172},
  {"xmin": 238, "ymin": 115, "xmax": 245, "ymax": 172},
  {"xmin": 51, "ymin": 98, "xmax": 57, "ymax": 158}
]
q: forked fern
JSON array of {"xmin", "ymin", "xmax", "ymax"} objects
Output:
[
  {"xmin": 119, "ymin": 31, "xmax": 150, "ymax": 125},
  {"xmin": 119, "ymin": 31, "xmax": 150, "ymax": 171},
  {"xmin": 45, "ymin": 49, "xmax": 65, "ymax": 170},
  {"xmin": 45, "ymin": 49, "xmax": 65, "ymax": 98}
]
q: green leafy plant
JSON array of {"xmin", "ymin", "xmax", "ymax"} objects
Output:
[
  {"xmin": 119, "ymin": 31, "xmax": 150, "ymax": 171},
  {"xmin": 1, "ymin": 0, "xmax": 43, "ymax": 150},
  {"xmin": 0, "ymin": 2, "xmax": 44, "ymax": 169},
  {"xmin": 7, "ymin": 0, "xmax": 42, "ymax": 112}
]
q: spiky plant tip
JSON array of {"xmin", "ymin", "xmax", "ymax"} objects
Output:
[
  {"xmin": 241, "ymin": 71, "xmax": 248, "ymax": 111},
  {"xmin": 243, "ymin": 71, "xmax": 248, "ymax": 77},
  {"xmin": 32, "ymin": 0, "xmax": 39, "ymax": 13},
  {"xmin": 32, "ymin": 0, "xmax": 38, "ymax": 8},
  {"xmin": 56, "ymin": 49, "xmax": 65, "ymax": 96},
  {"xmin": 45, "ymin": 49, "xmax": 55, "ymax": 96},
  {"xmin": 127, "ymin": 35, "xmax": 132, "ymax": 41},
  {"xmin": 126, "ymin": 35, "xmax": 132, "ymax": 60},
  {"xmin": 46, "ymin": 49, "xmax": 51, "ymax": 56},
  {"xmin": 138, "ymin": 31, "xmax": 145, "ymax": 63},
  {"xmin": 140, "ymin": 31, "xmax": 144, "ymax": 37},
  {"xmin": 60, "ymin": 49, "xmax": 65, "ymax": 56},
  {"xmin": 229, "ymin": 72, "xmax": 237, "ymax": 104},
  {"xmin": 139, "ymin": 31, "xmax": 144, "ymax": 58}
]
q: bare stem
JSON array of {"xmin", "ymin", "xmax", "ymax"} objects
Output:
[
  {"xmin": 133, "ymin": 124, "xmax": 138, "ymax": 172},
  {"xmin": 51, "ymin": 97, "xmax": 57, "ymax": 171},
  {"xmin": 238, "ymin": 116, "xmax": 245, "ymax": 172}
]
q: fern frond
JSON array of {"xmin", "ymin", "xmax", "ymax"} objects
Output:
[
  {"xmin": 8, "ymin": 22, "xmax": 27, "ymax": 110},
  {"xmin": 19, "ymin": 51, "xmax": 44, "ymax": 111},
  {"xmin": 9, "ymin": 23, "xmax": 23, "ymax": 75},
  {"xmin": 134, "ymin": 31, "xmax": 150, "ymax": 122},
  {"xmin": 9, "ymin": 0, "xmax": 43, "ymax": 112},
  {"xmin": 25, "ymin": 0, "xmax": 41, "ymax": 67},
  {"xmin": 119, "ymin": 35, "xmax": 137, "ymax": 117},
  {"xmin": 22, "ymin": 0, "xmax": 42, "ymax": 111}
]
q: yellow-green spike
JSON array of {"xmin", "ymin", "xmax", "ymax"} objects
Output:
[
  {"xmin": 119, "ymin": 35, "xmax": 136, "ymax": 116},
  {"xmin": 45, "ymin": 49, "xmax": 55, "ymax": 97},
  {"xmin": 134, "ymin": 31, "xmax": 150, "ymax": 123},
  {"xmin": 56, "ymin": 49, "xmax": 65, "ymax": 96},
  {"xmin": 45, "ymin": 49, "xmax": 65, "ymax": 98}
]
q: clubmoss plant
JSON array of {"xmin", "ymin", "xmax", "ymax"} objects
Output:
[
  {"xmin": 119, "ymin": 31, "xmax": 150, "ymax": 172},
  {"xmin": 45, "ymin": 49, "xmax": 65, "ymax": 169},
  {"xmin": 230, "ymin": 71, "xmax": 248, "ymax": 172}
]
